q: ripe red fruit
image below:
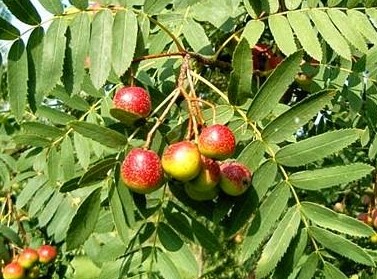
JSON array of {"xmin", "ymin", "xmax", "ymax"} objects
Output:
[
  {"xmin": 17, "ymin": 248, "xmax": 39, "ymax": 269},
  {"xmin": 219, "ymin": 161, "xmax": 252, "ymax": 196},
  {"xmin": 198, "ymin": 124, "xmax": 236, "ymax": 160},
  {"xmin": 113, "ymin": 86, "xmax": 152, "ymax": 118},
  {"xmin": 37, "ymin": 245, "xmax": 57, "ymax": 264},
  {"xmin": 162, "ymin": 141, "xmax": 201, "ymax": 182},
  {"xmin": 2, "ymin": 262, "xmax": 25, "ymax": 279},
  {"xmin": 357, "ymin": 212, "xmax": 373, "ymax": 226},
  {"xmin": 121, "ymin": 148, "xmax": 164, "ymax": 194}
]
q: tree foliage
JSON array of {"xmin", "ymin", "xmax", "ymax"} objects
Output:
[{"xmin": 1, "ymin": 0, "xmax": 377, "ymax": 278}]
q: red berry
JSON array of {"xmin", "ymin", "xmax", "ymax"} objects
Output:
[
  {"xmin": 3, "ymin": 262, "xmax": 25, "ymax": 279},
  {"xmin": 121, "ymin": 148, "xmax": 164, "ymax": 194},
  {"xmin": 198, "ymin": 124, "xmax": 236, "ymax": 160},
  {"xmin": 113, "ymin": 86, "xmax": 152, "ymax": 118},
  {"xmin": 219, "ymin": 161, "xmax": 252, "ymax": 196},
  {"xmin": 37, "ymin": 245, "xmax": 57, "ymax": 264},
  {"xmin": 18, "ymin": 248, "xmax": 39, "ymax": 269}
]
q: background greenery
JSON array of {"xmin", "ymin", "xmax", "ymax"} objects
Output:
[{"xmin": 2, "ymin": 0, "xmax": 377, "ymax": 278}]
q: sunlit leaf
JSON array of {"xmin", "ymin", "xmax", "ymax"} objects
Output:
[
  {"xmin": 89, "ymin": 10, "xmax": 113, "ymax": 89},
  {"xmin": 182, "ymin": 18, "xmax": 214, "ymax": 55},
  {"xmin": 112, "ymin": 10, "xmax": 138, "ymax": 76},
  {"xmin": 275, "ymin": 129, "xmax": 361, "ymax": 167},
  {"xmin": 237, "ymin": 140, "xmax": 266, "ymax": 170},
  {"xmin": 69, "ymin": 12, "xmax": 90, "ymax": 94},
  {"xmin": 241, "ymin": 20, "xmax": 265, "ymax": 47},
  {"xmin": 158, "ymin": 222, "xmax": 184, "ymax": 252},
  {"xmin": 39, "ymin": 18, "xmax": 68, "ymax": 95},
  {"xmin": 301, "ymin": 202, "xmax": 374, "ymax": 237},
  {"xmin": 290, "ymin": 163, "xmax": 374, "ymax": 190},
  {"xmin": 38, "ymin": 0, "xmax": 64, "ymax": 15},
  {"xmin": 296, "ymin": 252, "xmax": 319, "ymax": 279},
  {"xmin": 309, "ymin": 9, "xmax": 351, "ymax": 60},
  {"xmin": 287, "ymin": 11, "xmax": 322, "ymax": 61},
  {"xmin": 310, "ymin": 226, "xmax": 375, "ymax": 266},
  {"xmin": 7, "ymin": 39, "xmax": 28, "ymax": 121},
  {"xmin": 269, "ymin": 14, "xmax": 296, "ymax": 56},
  {"xmin": 79, "ymin": 157, "xmax": 118, "ymax": 186},
  {"xmin": 37, "ymin": 106, "xmax": 76, "ymax": 125},
  {"xmin": 109, "ymin": 182, "xmax": 129, "ymax": 243},
  {"xmin": 228, "ymin": 38, "xmax": 252, "ymax": 105},
  {"xmin": 347, "ymin": 9, "xmax": 377, "ymax": 44}
]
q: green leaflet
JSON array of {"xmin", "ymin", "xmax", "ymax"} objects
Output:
[
  {"xmin": 182, "ymin": 17, "xmax": 214, "ymax": 55},
  {"xmin": 7, "ymin": 39, "xmax": 28, "ymax": 122},
  {"xmin": 61, "ymin": 136, "xmax": 75, "ymax": 181},
  {"xmin": 255, "ymin": 205, "xmax": 301, "ymax": 279},
  {"xmin": 37, "ymin": 105, "xmax": 76, "ymax": 125},
  {"xmin": 26, "ymin": 26, "xmax": 44, "ymax": 108},
  {"xmin": 157, "ymin": 222, "xmax": 184, "ymax": 252},
  {"xmin": 112, "ymin": 10, "xmax": 138, "ymax": 76},
  {"xmin": 268, "ymin": 14, "xmax": 296, "ymax": 56},
  {"xmin": 275, "ymin": 129, "xmax": 361, "ymax": 167},
  {"xmin": 327, "ymin": 9, "xmax": 368, "ymax": 53},
  {"xmin": 241, "ymin": 182, "xmax": 291, "ymax": 262},
  {"xmin": 241, "ymin": 20, "xmax": 265, "ymax": 47},
  {"xmin": 89, "ymin": 10, "xmax": 113, "ymax": 89},
  {"xmin": 79, "ymin": 157, "xmax": 118, "ymax": 187},
  {"xmin": 309, "ymin": 9, "xmax": 351, "ymax": 60},
  {"xmin": 301, "ymin": 202, "xmax": 374, "ymax": 237},
  {"xmin": 38, "ymin": 191, "xmax": 64, "ymax": 227},
  {"xmin": 21, "ymin": 122, "xmax": 64, "ymax": 139},
  {"xmin": 69, "ymin": 12, "xmax": 90, "ymax": 94},
  {"xmin": 47, "ymin": 146, "xmax": 60, "ymax": 187},
  {"xmin": 252, "ymin": 159, "xmax": 278, "ymax": 202},
  {"xmin": 322, "ymin": 262, "xmax": 348, "ymax": 279},
  {"xmin": 309, "ymin": 226, "xmax": 375, "ymax": 267},
  {"xmin": 247, "ymin": 51, "xmax": 303, "ymax": 122},
  {"xmin": 166, "ymin": 245, "xmax": 199, "ymax": 278},
  {"xmin": 3, "ymin": 0, "xmax": 41, "ymax": 25},
  {"xmin": 228, "ymin": 38, "xmax": 252, "ymax": 105},
  {"xmin": 38, "ymin": 17, "xmax": 68, "ymax": 95},
  {"xmin": 16, "ymin": 175, "xmax": 48, "ymax": 209},
  {"xmin": 38, "ymin": 0, "xmax": 64, "ymax": 15},
  {"xmin": 287, "ymin": 11, "xmax": 322, "ymax": 61},
  {"xmin": 0, "ymin": 17, "xmax": 20, "ymax": 40},
  {"xmin": 237, "ymin": 140, "xmax": 266, "ymax": 171},
  {"xmin": 69, "ymin": 121, "xmax": 127, "ymax": 149},
  {"xmin": 347, "ymin": 9, "xmax": 377, "ymax": 44},
  {"xmin": 368, "ymin": 133, "xmax": 377, "ymax": 160},
  {"xmin": 144, "ymin": 0, "xmax": 172, "ymax": 15},
  {"xmin": 262, "ymin": 90, "xmax": 336, "ymax": 143},
  {"xmin": 155, "ymin": 250, "xmax": 183, "ymax": 279},
  {"xmin": 0, "ymin": 225, "xmax": 22, "ymax": 247},
  {"xmin": 296, "ymin": 252, "xmax": 319, "ymax": 279},
  {"xmin": 70, "ymin": 0, "xmax": 88, "ymax": 10},
  {"xmin": 289, "ymin": 163, "xmax": 374, "ymax": 190},
  {"xmin": 263, "ymin": 0, "xmax": 279, "ymax": 13},
  {"xmin": 66, "ymin": 187, "xmax": 102, "ymax": 250},
  {"xmin": 285, "ymin": 0, "xmax": 301, "ymax": 10},
  {"xmin": 109, "ymin": 182, "xmax": 129, "ymax": 243}
]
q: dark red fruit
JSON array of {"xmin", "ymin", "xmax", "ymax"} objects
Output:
[
  {"xmin": 2, "ymin": 262, "xmax": 25, "ymax": 279},
  {"xmin": 219, "ymin": 161, "xmax": 252, "ymax": 196},
  {"xmin": 121, "ymin": 148, "xmax": 164, "ymax": 194},
  {"xmin": 198, "ymin": 124, "xmax": 236, "ymax": 160},
  {"xmin": 113, "ymin": 86, "xmax": 152, "ymax": 118},
  {"xmin": 37, "ymin": 245, "xmax": 57, "ymax": 264},
  {"xmin": 18, "ymin": 248, "xmax": 39, "ymax": 269}
]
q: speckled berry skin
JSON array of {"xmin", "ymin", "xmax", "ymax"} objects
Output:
[
  {"xmin": 187, "ymin": 156, "xmax": 220, "ymax": 192},
  {"xmin": 219, "ymin": 162, "xmax": 252, "ymax": 196},
  {"xmin": 198, "ymin": 124, "xmax": 236, "ymax": 160},
  {"xmin": 3, "ymin": 262, "xmax": 25, "ymax": 279},
  {"xmin": 161, "ymin": 141, "xmax": 201, "ymax": 182},
  {"xmin": 18, "ymin": 248, "xmax": 39, "ymax": 269},
  {"xmin": 113, "ymin": 86, "xmax": 152, "ymax": 118},
  {"xmin": 121, "ymin": 148, "xmax": 163, "ymax": 194}
]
